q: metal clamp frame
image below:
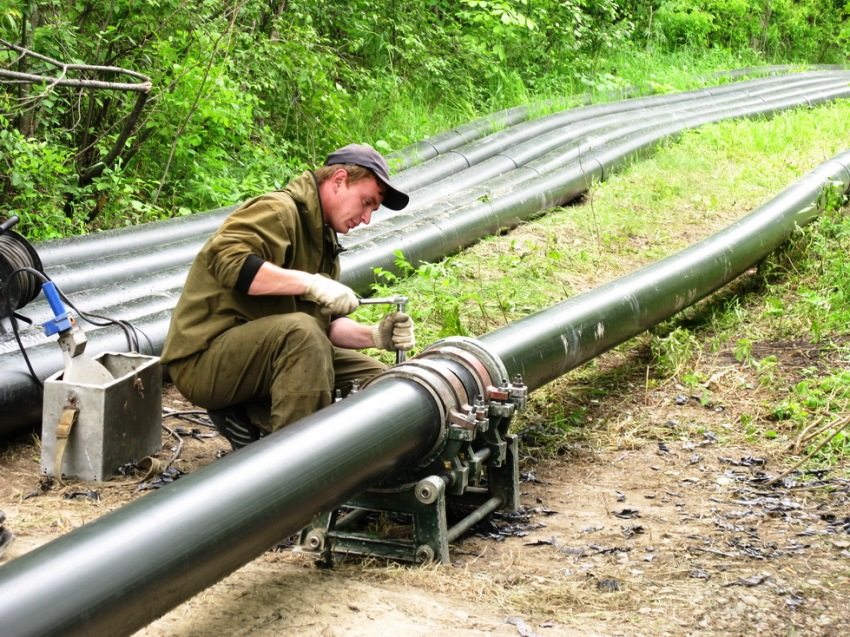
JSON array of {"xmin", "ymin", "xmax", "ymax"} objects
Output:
[{"xmin": 423, "ymin": 336, "xmax": 509, "ymax": 394}]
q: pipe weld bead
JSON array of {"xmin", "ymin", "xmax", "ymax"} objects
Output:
[
  {"xmin": 417, "ymin": 345, "xmax": 488, "ymax": 400},
  {"xmin": 423, "ymin": 337, "xmax": 509, "ymax": 393},
  {"xmin": 399, "ymin": 358, "xmax": 470, "ymax": 408}
]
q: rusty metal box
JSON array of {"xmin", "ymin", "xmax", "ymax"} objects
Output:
[{"xmin": 40, "ymin": 352, "xmax": 161, "ymax": 481}]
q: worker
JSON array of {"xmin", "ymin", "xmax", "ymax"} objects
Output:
[{"xmin": 161, "ymin": 143, "xmax": 415, "ymax": 449}]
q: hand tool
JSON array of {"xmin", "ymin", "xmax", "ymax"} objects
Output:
[{"xmin": 359, "ymin": 295, "xmax": 409, "ymax": 364}]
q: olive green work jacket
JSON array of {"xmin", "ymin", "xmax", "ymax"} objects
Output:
[{"xmin": 161, "ymin": 171, "xmax": 343, "ymax": 364}]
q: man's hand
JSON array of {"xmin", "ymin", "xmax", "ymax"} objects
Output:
[
  {"xmin": 372, "ymin": 312, "xmax": 416, "ymax": 351},
  {"xmin": 303, "ymin": 274, "xmax": 359, "ymax": 315}
]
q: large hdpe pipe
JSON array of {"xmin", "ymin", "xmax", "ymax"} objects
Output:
[
  {"xmin": 0, "ymin": 148, "xmax": 846, "ymax": 637},
  {"xmin": 32, "ymin": 71, "xmax": 847, "ymax": 267},
  {"xmin": 1, "ymin": 72, "xmax": 849, "ymax": 435},
  {"xmin": 339, "ymin": 82, "xmax": 850, "ymax": 290},
  {"xmin": 9, "ymin": 72, "xmax": 847, "ymax": 297},
  {"xmin": 25, "ymin": 74, "xmax": 849, "ymax": 298},
  {"xmin": 484, "ymin": 151, "xmax": 850, "ymax": 388}
]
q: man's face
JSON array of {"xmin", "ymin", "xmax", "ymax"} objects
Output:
[{"xmin": 322, "ymin": 169, "xmax": 384, "ymax": 233}]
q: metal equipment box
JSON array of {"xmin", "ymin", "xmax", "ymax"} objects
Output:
[{"xmin": 41, "ymin": 352, "xmax": 162, "ymax": 481}]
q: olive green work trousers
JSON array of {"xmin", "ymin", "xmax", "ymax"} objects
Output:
[{"xmin": 167, "ymin": 312, "xmax": 385, "ymax": 433}]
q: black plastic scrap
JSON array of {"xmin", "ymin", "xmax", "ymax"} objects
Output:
[
  {"xmin": 595, "ymin": 577, "xmax": 622, "ymax": 593},
  {"xmin": 137, "ymin": 466, "xmax": 183, "ymax": 491},
  {"xmin": 519, "ymin": 471, "xmax": 543, "ymax": 484},
  {"xmin": 470, "ymin": 505, "xmax": 557, "ymax": 541},
  {"xmin": 719, "ymin": 456, "xmax": 766, "ymax": 467},
  {"xmin": 613, "ymin": 508, "xmax": 640, "ymax": 519},
  {"xmin": 820, "ymin": 513, "xmax": 850, "ymax": 534},
  {"xmin": 0, "ymin": 511, "xmax": 13, "ymax": 559},
  {"xmin": 784, "ymin": 592, "xmax": 806, "ymax": 609},
  {"xmin": 724, "ymin": 573, "xmax": 771, "ymax": 587},
  {"xmin": 63, "ymin": 490, "xmax": 101, "ymax": 502},
  {"xmin": 523, "ymin": 537, "xmax": 559, "ymax": 548},
  {"xmin": 174, "ymin": 426, "xmax": 217, "ymax": 441},
  {"xmin": 621, "ymin": 524, "xmax": 645, "ymax": 538},
  {"xmin": 727, "ymin": 537, "xmax": 780, "ymax": 560}
]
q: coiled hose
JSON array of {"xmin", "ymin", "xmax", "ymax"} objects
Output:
[{"xmin": 0, "ymin": 216, "xmax": 43, "ymax": 318}]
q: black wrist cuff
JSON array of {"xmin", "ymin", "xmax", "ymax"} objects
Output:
[{"xmin": 236, "ymin": 254, "xmax": 265, "ymax": 294}]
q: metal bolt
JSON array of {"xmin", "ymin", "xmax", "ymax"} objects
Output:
[
  {"xmin": 305, "ymin": 529, "xmax": 325, "ymax": 550},
  {"xmin": 415, "ymin": 476, "xmax": 444, "ymax": 504},
  {"xmin": 415, "ymin": 544, "xmax": 435, "ymax": 563}
]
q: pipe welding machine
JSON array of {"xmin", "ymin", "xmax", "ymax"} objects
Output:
[{"xmin": 299, "ymin": 336, "xmax": 527, "ymax": 564}]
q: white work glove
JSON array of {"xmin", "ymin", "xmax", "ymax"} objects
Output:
[
  {"xmin": 303, "ymin": 274, "xmax": 359, "ymax": 315},
  {"xmin": 372, "ymin": 312, "xmax": 416, "ymax": 351}
]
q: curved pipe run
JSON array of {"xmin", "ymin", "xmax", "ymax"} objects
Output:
[
  {"xmin": 0, "ymin": 148, "xmax": 847, "ymax": 637},
  {"xmin": 1, "ymin": 72, "xmax": 849, "ymax": 436},
  {"xmin": 484, "ymin": 152, "xmax": 850, "ymax": 388}
]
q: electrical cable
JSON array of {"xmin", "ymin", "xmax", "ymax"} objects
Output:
[
  {"xmin": 2, "ymin": 263, "xmax": 150, "ymax": 386},
  {"xmin": 2, "ymin": 267, "xmax": 51, "ymax": 386},
  {"xmin": 2, "ymin": 210, "xmax": 151, "ymax": 370}
]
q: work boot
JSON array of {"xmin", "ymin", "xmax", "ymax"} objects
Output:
[{"xmin": 207, "ymin": 405, "xmax": 264, "ymax": 450}]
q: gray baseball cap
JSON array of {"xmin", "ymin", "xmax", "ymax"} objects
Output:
[{"xmin": 324, "ymin": 143, "xmax": 409, "ymax": 210}]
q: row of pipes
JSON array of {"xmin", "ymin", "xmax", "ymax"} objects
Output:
[
  {"xmin": 0, "ymin": 141, "xmax": 847, "ymax": 637},
  {"xmin": 0, "ymin": 69, "xmax": 848, "ymax": 636},
  {"xmin": 2, "ymin": 69, "xmax": 850, "ymax": 434}
]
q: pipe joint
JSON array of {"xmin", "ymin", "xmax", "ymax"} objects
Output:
[
  {"xmin": 422, "ymin": 336, "xmax": 510, "ymax": 399},
  {"xmin": 365, "ymin": 336, "xmax": 523, "ymax": 470}
]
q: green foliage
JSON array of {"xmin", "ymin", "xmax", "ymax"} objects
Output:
[
  {"xmin": 1, "ymin": 0, "xmax": 849, "ymax": 238},
  {"xmin": 773, "ymin": 370, "xmax": 850, "ymax": 425},
  {"xmin": 650, "ymin": 326, "xmax": 701, "ymax": 379},
  {"xmin": 372, "ymin": 253, "xmax": 470, "ymax": 340},
  {"xmin": 649, "ymin": 0, "xmax": 849, "ymax": 61},
  {"xmin": 0, "ymin": 122, "xmax": 79, "ymax": 239}
]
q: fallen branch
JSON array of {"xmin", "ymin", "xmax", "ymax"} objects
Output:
[{"xmin": 768, "ymin": 413, "xmax": 850, "ymax": 486}]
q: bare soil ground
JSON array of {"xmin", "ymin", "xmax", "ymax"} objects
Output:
[{"xmin": 1, "ymin": 350, "xmax": 848, "ymax": 636}]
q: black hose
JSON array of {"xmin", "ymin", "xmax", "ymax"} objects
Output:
[{"xmin": 0, "ymin": 217, "xmax": 43, "ymax": 317}]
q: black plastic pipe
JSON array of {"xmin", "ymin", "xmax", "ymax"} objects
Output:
[
  {"xmin": 0, "ymin": 381, "xmax": 441, "ymax": 636},
  {"xmin": 27, "ymin": 74, "xmax": 848, "ymax": 293},
  {"xmin": 339, "ymin": 82, "xmax": 850, "ymax": 291},
  {"xmin": 1, "ymin": 72, "xmax": 849, "ymax": 435},
  {"xmin": 0, "ymin": 148, "xmax": 846, "ymax": 637},
  {"xmin": 31, "ymin": 71, "xmax": 845, "ymax": 267},
  {"xmin": 482, "ymin": 151, "xmax": 850, "ymax": 387}
]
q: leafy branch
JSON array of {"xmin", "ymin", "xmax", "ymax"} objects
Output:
[{"xmin": 0, "ymin": 37, "xmax": 152, "ymax": 186}]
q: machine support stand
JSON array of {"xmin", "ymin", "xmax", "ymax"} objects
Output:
[
  {"xmin": 300, "ymin": 338, "xmax": 526, "ymax": 565},
  {"xmin": 300, "ymin": 433, "xmax": 520, "ymax": 565}
]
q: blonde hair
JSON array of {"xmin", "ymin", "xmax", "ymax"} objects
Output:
[{"xmin": 315, "ymin": 164, "xmax": 382, "ymax": 194}]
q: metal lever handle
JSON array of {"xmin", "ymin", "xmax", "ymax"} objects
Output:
[{"xmin": 0, "ymin": 215, "xmax": 19, "ymax": 235}]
